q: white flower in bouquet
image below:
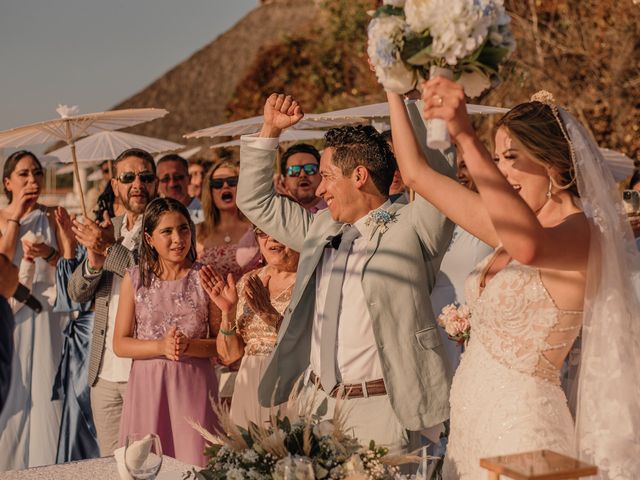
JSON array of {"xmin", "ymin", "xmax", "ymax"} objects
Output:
[
  {"xmin": 313, "ymin": 419, "xmax": 335, "ymax": 438},
  {"xmin": 405, "ymin": 0, "xmax": 496, "ymax": 65},
  {"xmin": 367, "ymin": 14, "xmax": 418, "ymax": 93}
]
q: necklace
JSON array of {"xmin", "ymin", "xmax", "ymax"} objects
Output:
[{"xmin": 223, "ymin": 232, "xmax": 231, "ymax": 244}]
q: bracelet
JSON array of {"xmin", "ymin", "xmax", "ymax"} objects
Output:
[
  {"xmin": 7, "ymin": 218, "xmax": 19, "ymax": 226},
  {"xmin": 219, "ymin": 325, "xmax": 237, "ymax": 337},
  {"xmin": 44, "ymin": 247, "xmax": 58, "ymax": 262}
]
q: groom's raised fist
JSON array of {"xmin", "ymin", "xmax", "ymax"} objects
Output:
[{"xmin": 260, "ymin": 93, "xmax": 304, "ymax": 138}]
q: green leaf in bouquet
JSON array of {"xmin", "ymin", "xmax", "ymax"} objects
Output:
[
  {"xmin": 477, "ymin": 46, "xmax": 511, "ymax": 71},
  {"xmin": 280, "ymin": 416, "xmax": 292, "ymax": 433},
  {"xmin": 314, "ymin": 397, "xmax": 329, "ymax": 418},
  {"xmin": 373, "ymin": 5, "xmax": 405, "ymax": 18},
  {"xmin": 239, "ymin": 425, "xmax": 255, "ymax": 448},
  {"xmin": 401, "ymin": 33, "xmax": 433, "ymax": 66}
]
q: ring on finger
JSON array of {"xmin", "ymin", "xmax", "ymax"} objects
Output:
[{"xmin": 434, "ymin": 95, "xmax": 444, "ymax": 107}]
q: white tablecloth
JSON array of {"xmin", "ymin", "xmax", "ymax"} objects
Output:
[{"xmin": 0, "ymin": 456, "xmax": 193, "ymax": 479}]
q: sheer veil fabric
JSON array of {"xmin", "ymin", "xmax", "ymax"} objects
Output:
[{"xmin": 562, "ymin": 108, "xmax": 640, "ymax": 479}]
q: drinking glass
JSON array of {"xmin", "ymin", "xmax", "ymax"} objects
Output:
[{"xmin": 124, "ymin": 433, "xmax": 163, "ymax": 480}]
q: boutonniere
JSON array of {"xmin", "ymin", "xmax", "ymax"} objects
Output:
[{"xmin": 365, "ymin": 209, "xmax": 398, "ymax": 239}]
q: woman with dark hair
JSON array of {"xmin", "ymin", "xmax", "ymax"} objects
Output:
[
  {"xmin": 196, "ymin": 161, "xmax": 260, "ymax": 281},
  {"xmin": 388, "ymin": 79, "xmax": 639, "ymax": 479},
  {"xmin": 0, "ymin": 150, "xmax": 69, "ymax": 470},
  {"xmin": 113, "ymin": 197, "xmax": 218, "ymax": 466}
]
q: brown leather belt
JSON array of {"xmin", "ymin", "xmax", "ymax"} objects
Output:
[{"xmin": 309, "ymin": 371, "xmax": 387, "ymax": 399}]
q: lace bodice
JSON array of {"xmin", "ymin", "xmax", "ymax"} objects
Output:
[
  {"xmin": 128, "ymin": 263, "xmax": 210, "ymax": 341},
  {"xmin": 235, "ymin": 267, "xmax": 293, "ymax": 356},
  {"xmin": 465, "ymin": 250, "xmax": 582, "ymax": 385}
]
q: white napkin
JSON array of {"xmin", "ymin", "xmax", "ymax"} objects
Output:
[
  {"xmin": 114, "ymin": 447, "xmax": 134, "ymax": 480},
  {"xmin": 115, "ymin": 434, "xmax": 155, "ymax": 480}
]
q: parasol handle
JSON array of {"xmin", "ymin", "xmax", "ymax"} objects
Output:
[
  {"xmin": 64, "ymin": 122, "xmax": 88, "ymax": 217},
  {"xmin": 70, "ymin": 143, "xmax": 89, "ymax": 217}
]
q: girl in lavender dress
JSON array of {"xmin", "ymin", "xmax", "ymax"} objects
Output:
[{"xmin": 113, "ymin": 197, "xmax": 219, "ymax": 466}]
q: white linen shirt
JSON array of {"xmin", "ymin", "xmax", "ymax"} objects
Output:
[{"xmin": 309, "ymin": 214, "xmax": 384, "ymax": 384}]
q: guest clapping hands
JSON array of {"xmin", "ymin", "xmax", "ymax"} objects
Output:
[{"xmin": 200, "ymin": 227, "xmax": 298, "ymax": 429}]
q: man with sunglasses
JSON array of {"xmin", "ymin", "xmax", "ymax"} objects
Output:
[
  {"xmin": 277, "ymin": 144, "xmax": 327, "ymax": 213},
  {"xmin": 237, "ymin": 94, "xmax": 455, "ymax": 459},
  {"xmin": 69, "ymin": 148, "xmax": 158, "ymax": 456},
  {"xmin": 157, "ymin": 153, "xmax": 204, "ymax": 224}
]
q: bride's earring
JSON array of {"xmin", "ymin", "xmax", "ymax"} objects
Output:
[{"xmin": 546, "ymin": 177, "xmax": 553, "ymax": 199}]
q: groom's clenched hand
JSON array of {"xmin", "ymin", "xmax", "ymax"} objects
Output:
[{"xmin": 259, "ymin": 93, "xmax": 304, "ymax": 138}]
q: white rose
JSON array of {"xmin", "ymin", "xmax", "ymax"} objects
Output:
[{"xmin": 376, "ymin": 62, "xmax": 418, "ymax": 93}]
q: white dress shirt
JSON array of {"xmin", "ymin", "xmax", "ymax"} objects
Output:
[
  {"xmin": 99, "ymin": 217, "xmax": 141, "ymax": 382},
  {"xmin": 310, "ymin": 214, "xmax": 385, "ymax": 384}
]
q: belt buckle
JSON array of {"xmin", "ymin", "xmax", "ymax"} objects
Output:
[{"xmin": 361, "ymin": 380, "xmax": 369, "ymax": 399}]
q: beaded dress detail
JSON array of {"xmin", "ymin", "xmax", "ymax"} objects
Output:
[
  {"xmin": 443, "ymin": 249, "xmax": 582, "ymax": 480},
  {"xmin": 235, "ymin": 266, "xmax": 294, "ymax": 356}
]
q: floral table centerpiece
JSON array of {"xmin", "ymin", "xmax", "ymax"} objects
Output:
[
  {"xmin": 367, "ymin": 0, "xmax": 515, "ymax": 149},
  {"xmin": 186, "ymin": 385, "xmax": 423, "ymax": 480}
]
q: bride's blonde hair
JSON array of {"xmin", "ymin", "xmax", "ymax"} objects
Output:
[{"xmin": 494, "ymin": 95, "xmax": 579, "ymax": 197}]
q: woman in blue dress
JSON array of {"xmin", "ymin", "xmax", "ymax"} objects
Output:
[
  {"xmin": 51, "ymin": 207, "xmax": 99, "ymax": 462},
  {"xmin": 0, "ymin": 151, "xmax": 68, "ymax": 469}
]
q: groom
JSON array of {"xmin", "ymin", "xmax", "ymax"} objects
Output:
[{"xmin": 237, "ymin": 93, "xmax": 454, "ymax": 452}]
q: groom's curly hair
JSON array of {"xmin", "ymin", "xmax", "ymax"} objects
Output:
[{"xmin": 324, "ymin": 125, "xmax": 396, "ymax": 196}]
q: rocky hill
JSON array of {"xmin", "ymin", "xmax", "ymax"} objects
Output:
[{"xmin": 113, "ymin": 0, "xmax": 318, "ymax": 149}]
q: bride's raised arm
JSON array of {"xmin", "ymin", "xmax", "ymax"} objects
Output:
[
  {"xmin": 387, "ymin": 89, "xmax": 498, "ymax": 247},
  {"xmin": 390, "ymin": 77, "xmax": 590, "ymax": 271}
]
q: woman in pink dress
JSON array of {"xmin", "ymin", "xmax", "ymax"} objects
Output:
[
  {"xmin": 114, "ymin": 197, "xmax": 219, "ymax": 466},
  {"xmin": 196, "ymin": 161, "xmax": 260, "ymax": 280}
]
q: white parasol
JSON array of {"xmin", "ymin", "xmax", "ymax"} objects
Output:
[
  {"xmin": 210, "ymin": 129, "xmax": 328, "ymax": 149},
  {"xmin": 184, "ymin": 101, "xmax": 508, "ymax": 140},
  {"xmin": 0, "ymin": 105, "xmax": 168, "ymax": 216},
  {"xmin": 48, "ymin": 130, "xmax": 183, "ymax": 164}
]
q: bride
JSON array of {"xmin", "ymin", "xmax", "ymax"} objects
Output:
[{"xmin": 387, "ymin": 80, "xmax": 640, "ymax": 479}]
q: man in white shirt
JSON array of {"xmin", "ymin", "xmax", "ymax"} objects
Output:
[
  {"xmin": 237, "ymin": 94, "xmax": 454, "ymax": 454},
  {"xmin": 69, "ymin": 148, "xmax": 158, "ymax": 455},
  {"xmin": 157, "ymin": 153, "xmax": 204, "ymax": 224}
]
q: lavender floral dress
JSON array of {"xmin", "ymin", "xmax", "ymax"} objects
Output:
[{"xmin": 118, "ymin": 263, "xmax": 218, "ymax": 466}]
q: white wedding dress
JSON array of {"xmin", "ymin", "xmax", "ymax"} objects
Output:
[{"xmin": 442, "ymin": 249, "xmax": 582, "ymax": 480}]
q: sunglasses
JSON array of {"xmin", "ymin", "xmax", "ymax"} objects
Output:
[
  {"xmin": 116, "ymin": 171, "xmax": 156, "ymax": 184},
  {"xmin": 286, "ymin": 163, "xmax": 319, "ymax": 177},
  {"xmin": 159, "ymin": 174, "xmax": 186, "ymax": 183},
  {"xmin": 210, "ymin": 176, "xmax": 239, "ymax": 189}
]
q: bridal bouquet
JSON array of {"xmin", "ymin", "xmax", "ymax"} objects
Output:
[
  {"xmin": 437, "ymin": 304, "xmax": 471, "ymax": 346},
  {"xmin": 367, "ymin": 0, "xmax": 515, "ymax": 97},
  {"xmin": 186, "ymin": 386, "xmax": 419, "ymax": 480}
]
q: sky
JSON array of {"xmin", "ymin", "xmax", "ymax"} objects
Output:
[{"xmin": 0, "ymin": 0, "xmax": 256, "ymax": 132}]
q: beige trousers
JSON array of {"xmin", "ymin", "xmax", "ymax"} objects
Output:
[
  {"xmin": 90, "ymin": 378, "xmax": 128, "ymax": 456},
  {"xmin": 300, "ymin": 382, "xmax": 421, "ymax": 455}
]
